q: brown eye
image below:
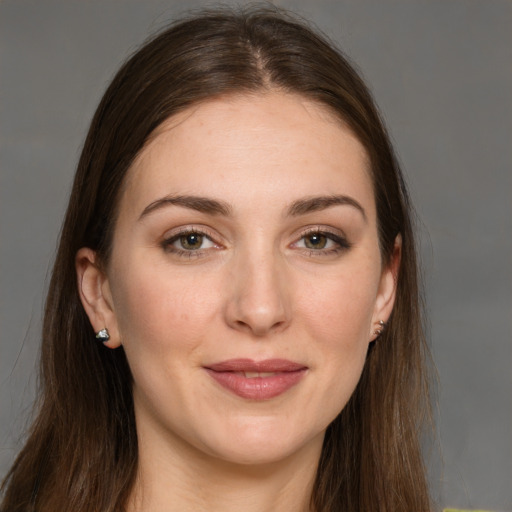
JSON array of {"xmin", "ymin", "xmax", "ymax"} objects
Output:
[
  {"xmin": 292, "ymin": 229, "xmax": 351, "ymax": 255},
  {"xmin": 304, "ymin": 233, "xmax": 328, "ymax": 249},
  {"xmin": 163, "ymin": 229, "xmax": 218, "ymax": 256},
  {"xmin": 179, "ymin": 233, "xmax": 204, "ymax": 250}
]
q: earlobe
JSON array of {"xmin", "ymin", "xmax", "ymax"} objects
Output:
[
  {"xmin": 370, "ymin": 234, "xmax": 402, "ymax": 342},
  {"xmin": 75, "ymin": 248, "xmax": 121, "ymax": 349}
]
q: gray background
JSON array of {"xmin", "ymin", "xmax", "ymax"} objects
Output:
[{"xmin": 1, "ymin": 1, "xmax": 511, "ymax": 510}]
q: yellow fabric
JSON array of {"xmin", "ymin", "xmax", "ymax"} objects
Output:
[{"xmin": 443, "ymin": 509, "xmax": 494, "ymax": 512}]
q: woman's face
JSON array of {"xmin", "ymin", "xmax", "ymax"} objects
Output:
[{"xmin": 79, "ymin": 92, "xmax": 398, "ymax": 466}]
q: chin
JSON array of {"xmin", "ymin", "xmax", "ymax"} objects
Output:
[{"xmin": 197, "ymin": 419, "xmax": 323, "ymax": 467}]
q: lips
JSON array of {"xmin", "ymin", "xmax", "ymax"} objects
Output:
[{"xmin": 204, "ymin": 358, "xmax": 307, "ymax": 400}]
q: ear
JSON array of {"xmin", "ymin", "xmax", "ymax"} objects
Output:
[
  {"xmin": 76, "ymin": 247, "xmax": 121, "ymax": 349},
  {"xmin": 370, "ymin": 234, "xmax": 402, "ymax": 341}
]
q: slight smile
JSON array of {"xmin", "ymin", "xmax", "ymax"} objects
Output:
[{"xmin": 204, "ymin": 359, "xmax": 308, "ymax": 400}]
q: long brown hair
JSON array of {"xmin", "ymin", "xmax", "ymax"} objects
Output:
[{"xmin": 1, "ymin": 6, "xmax": 432, "ymax": 511}]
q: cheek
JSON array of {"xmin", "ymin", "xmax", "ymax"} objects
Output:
[
  {"xmin": 109, "ymin": 259, "xmax": 220, "ymax": 356},
  {"xmin": 293, "ymin": 263, "xmax": 379, "ymax": 417},
  {"xmin": 297, "ymin": 263, "xmax": 379, "ymax": 345},
  {"xmin": 301, "ymin": 282, "xmax": 373, "ymax": 379}
]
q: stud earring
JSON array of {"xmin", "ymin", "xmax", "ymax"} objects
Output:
[
  {"xmin": 95, "ymin": 328, "xmax": 110, "ymax": 343},
  {"xmin": 373, "ymin": 320, "xmax": 386, "ymax": 337}
]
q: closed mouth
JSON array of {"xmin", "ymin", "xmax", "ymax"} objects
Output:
[
  {"xmin": 205, "ymin": 358, "xmax": 307, "ymax": 373},
  {"xmin": 204, "ymin": 359, "xmax": 308, "ymax": 400}
]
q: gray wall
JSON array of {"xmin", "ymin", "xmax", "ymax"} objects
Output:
[{"xmin": 1, "ymin": 1, "xmax": 511, "ymax": 509}]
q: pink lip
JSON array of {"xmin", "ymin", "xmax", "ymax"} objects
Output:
[{"xmin": 204, "ymin": 358, "xmax": 307, "ymax": 400}]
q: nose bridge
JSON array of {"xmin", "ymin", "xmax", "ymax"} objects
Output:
[{"xmin": 225, "ymin": 242, "xmax": 290, "ymax": 336}]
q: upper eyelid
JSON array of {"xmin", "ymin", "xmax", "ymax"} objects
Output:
[
  {"xmin": 163, "ymin": 225, "xmax": 218, "ymax": 241},
  {"xmin": 160, "ymin": 227, "xmax": 222, "ymax": 256},
  {"xmin": 160, "ymin": 224, "xmax": 349, "ymax": 246},
  {"xmin": 293, "ymin": 225, "xmax": 348, "ymax": 240},
  {"xmin": 292, "ymin": 226, "xmax": 352, "ymax": 251},
  {"xmin": 161, "ymin": 228, "xmax": 221, "ymax": 258}
]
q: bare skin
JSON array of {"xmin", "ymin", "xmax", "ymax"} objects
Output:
[{"xmin": 77, "ymin": 92, "xmax": 399, "ymax": 511}]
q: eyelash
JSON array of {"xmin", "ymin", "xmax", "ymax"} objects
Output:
[
  {"xmin": 292, "ymin": 227, "xmax": 352, "ymax": 257},
  {"xmin": 161, "ymin": 227, "xmax": 220, "ymax": 259},
  {"xmin": 161, "ymin": 226, "xmax": 351, "ymax": 259}
]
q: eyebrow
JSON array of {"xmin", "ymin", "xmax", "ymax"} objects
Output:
[
  {"xmin": 287, "ymin": 195, "xmax": 367, "ymax": 221},
  {"xmin": 138, "ymin": 193, "xmax": 366, "ymax": 221},
  {"xmin": 139, "ymin": 194, "xmax": 232, "ymax": 220}
]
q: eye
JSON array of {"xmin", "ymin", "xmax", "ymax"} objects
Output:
[
  {"xmin": 162, "ymin": 228, "xmax": 219, "ymax": 257},
  {"xmin": 292, "ymin": 228, "xmax": 351, "ymax": 255},
  {"xmin": 175, "ymin": 232, "xmax": 213, "ymax": 251},
  {"xmin": 302, "ymin": 232, "xmax": 331, "ymax": 250}
]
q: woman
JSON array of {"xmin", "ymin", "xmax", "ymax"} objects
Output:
[{"xmin": 1, "ymin": 6, "xmax": 432, "ymax": 512}]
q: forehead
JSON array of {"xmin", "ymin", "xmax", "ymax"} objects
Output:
[{"xmin": 120, "ymin": 92, "xmax": 374, "ymax": 219}]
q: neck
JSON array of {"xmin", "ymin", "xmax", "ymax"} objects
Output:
[{"xmin": 127, "ymin": 427, "xmax": 323, "ymax": 512}]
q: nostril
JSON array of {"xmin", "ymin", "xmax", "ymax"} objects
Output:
[
  {"xmin": 232, "ymin": 316, "xmax": 287, "ymax": 337},
  {"xmin": 223, "ymin": 261, "xmax": 290, "ymax": 336}
]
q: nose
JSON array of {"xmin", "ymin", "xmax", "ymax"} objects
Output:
[{"xmin": 224, "ymin": 249, "xmax": 290, "ymax": 337}]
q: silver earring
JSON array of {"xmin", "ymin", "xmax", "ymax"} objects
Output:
[
  {"xmin": 95, "ymin": 328, "xmax": 110, "ymax": 343},
  {"xmin": 373, "ymin": 320, "xmax": 386, "ymax": 337}
]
